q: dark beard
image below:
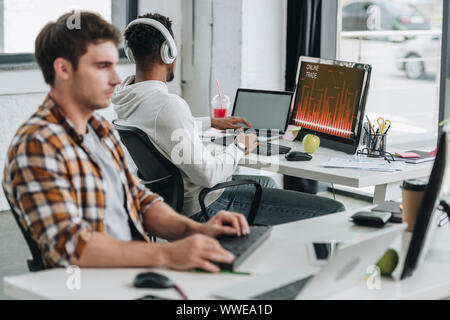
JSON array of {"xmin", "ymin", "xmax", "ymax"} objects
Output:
[{"xmin": 166, "ymin": 72, "xmax": 175, "ymax": 82}]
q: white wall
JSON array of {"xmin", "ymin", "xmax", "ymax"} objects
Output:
[
  {"xmin": 182, "ymin": 0, "xmax": 286, "ymax": 117},
  {"xmin": 241, "ymin": 0, "xmax": 286, "ymax": 91},
  {"xmin": 180, "ymin": 0, "xmax": 214, "ymax": 117},
  {"xmin": 137, "ymin": 0, "xmax": 183, "ymax": 95},
  {"xmin": 210, "ymin": 0, "xmax": 243, "ymax": 112}
]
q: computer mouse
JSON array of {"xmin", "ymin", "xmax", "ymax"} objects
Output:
[
  {"xmin": 133, "ymin": 272, "xmax": 174, "ymax": 289},
  {"xmin": 285, "ymin": 151, "xmax": 312, "ymax": 161}
]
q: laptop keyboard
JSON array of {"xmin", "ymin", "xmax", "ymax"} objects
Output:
[
  {"xmin": 251, "ymin": 275, "xmax": 314, "ymax": 300},
  {"xmin": 214, "ymin": 225, "xmax": 272, "ymax": 270}
]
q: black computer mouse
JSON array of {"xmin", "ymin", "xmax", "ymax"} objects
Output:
[
  {"xmin": 133, "ymin": 272, "xmax": 174, "ymax": 289},
  {"xmin": 285, "ymin": 151, "xmax": 312, "ymax": 161}
]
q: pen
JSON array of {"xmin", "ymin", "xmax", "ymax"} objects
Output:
[
  {"xmin": 384, "ymin": 124, "xmax": 391, "ymax": 135},
  {"xmin": 366, "ymin": 115, "xmax": 376, "ymax": 134},
  {"xmin": 364, "ymin": 126, "xmax": 374, "ymax": 148},
  {"xmin": 193, "ymin": 269, "xmax": 251, "ymax": 276}
]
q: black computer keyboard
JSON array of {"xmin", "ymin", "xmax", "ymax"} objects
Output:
[
  {"xmin": 251, "ymin": 275, "xmax": 314, "ymax": 300},
  {"xmin": 214, "ymin": 225, "xmax": 272, "ymax": 270},
  {"xmin": 252, "ymin": 142, "xmax": 291, "ymax": 156},
  {"xmin": 211, "ymin": 137, "xmax": 291, "ymax": 156}
]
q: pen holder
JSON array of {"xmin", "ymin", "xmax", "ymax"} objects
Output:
[
  {"xmin": 367, "ymin": 133, "xmax": 387, "ymax": 156},
  {"xmin": 361, "ymin": 122, "xmax": 388, "ymax": 157}
]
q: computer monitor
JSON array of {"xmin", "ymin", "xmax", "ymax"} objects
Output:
[
  {"xmin": 232, "ymin": 88, "xmax": 293, "ymax": 133},
  {"xmin": 289, "ymin": 56, "xmax": 372, "ymax": 154},
  {"xmin": 401, "ymin": 130, "xmax": 450, "ymax": 279}
]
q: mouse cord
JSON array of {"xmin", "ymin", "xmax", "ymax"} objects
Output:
[
  {"xmin": 331, "ymin": 184, "xmax": 336, "ymax": 201},
  {"xmin": 173, "ymin": 284, "xmax": 189, "ymax": 300}
]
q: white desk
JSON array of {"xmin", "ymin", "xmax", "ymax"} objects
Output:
[
  {"xmin": 238, "ymin": 140, "xmax": 433, "ymax": 203},
  {"xmin": 4, "ymin": 207, "xmax": 450, "ymax": 300}
]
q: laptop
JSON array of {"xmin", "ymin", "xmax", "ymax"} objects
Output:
[
  {"xmin": 213, "ymin": 223, "xmax": 406, "ymax": 300},
  {"xmin": 230, "ymin": 88, "xmax": 292, "ymax": 137},
  {"xmin": 211, "ymin": 88, "xmax": 293, "ymax": 155}
]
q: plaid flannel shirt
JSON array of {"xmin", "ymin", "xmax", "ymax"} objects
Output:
[{"xmin": 2, "ymin": 95, "xmax": 162, "ymax": 268}]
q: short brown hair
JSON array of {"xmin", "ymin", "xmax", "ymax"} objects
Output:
[
  {"xmin": 124, "ymin": 13, "xmax": 174, "ymax": 65},
  {"xmin": 35, "ymin": 11, "xmax": 121, "ymax": 85}
]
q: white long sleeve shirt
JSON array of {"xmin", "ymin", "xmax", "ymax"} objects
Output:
[{"xmin": 112, "ymin": 76, "xmax": 245, "ymax": 216}]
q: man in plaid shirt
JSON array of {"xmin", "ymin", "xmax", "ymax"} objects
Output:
[{"xmin": 2, "ymin": 11, "xmax": 248, "ymax": 272}]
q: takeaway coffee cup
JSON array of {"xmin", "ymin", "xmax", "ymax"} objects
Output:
[{"xmin": 401, "ymin": 179, "xmax": 427, "ymax": 232}]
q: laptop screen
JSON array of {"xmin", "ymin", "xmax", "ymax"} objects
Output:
[{"xmin": 232, "ymin": 89, "xmax": 292, "ymax": 133}]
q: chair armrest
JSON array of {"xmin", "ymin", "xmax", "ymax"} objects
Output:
[{"xmin": 198, "ymin": 180, "xmax": 262, "ymax": 225}]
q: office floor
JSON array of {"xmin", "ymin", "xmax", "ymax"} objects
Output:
[{"xmin": 0, "ymin": 191, "xmax": 370, "ymax": 300}]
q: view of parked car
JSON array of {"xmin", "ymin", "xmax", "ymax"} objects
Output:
[
  {"xmin": 342, "ymin": 0, "xmax": 431, "ymax": 32},
  {"xmin": 396, "ymin": 35, "xmax": 440, "ymax": 79}
]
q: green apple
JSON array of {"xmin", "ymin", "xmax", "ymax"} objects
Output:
[
  {"xmin": 376, "ymin": 249, "xmax": 399, "ymax": 276},
  {"xmin": 302, "ymin": 134, "xmax": 320, "ymax": 154}
]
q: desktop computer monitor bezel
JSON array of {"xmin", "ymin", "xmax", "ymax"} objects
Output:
[{"xmin": 289, "ymin": 56, "xmax": 372, "ymax": 154}]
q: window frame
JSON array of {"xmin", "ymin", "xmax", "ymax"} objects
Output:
[
  {"xmin": 0, "ymin": 0, "xmax": 137, "ymax": 65},
  {"xmin": 323, "ymin": 0, "xmax": 449, "ymax": 141},
  {"xmin": 439, "ymin": 0, "xmax": 450, "ymax": 135}
]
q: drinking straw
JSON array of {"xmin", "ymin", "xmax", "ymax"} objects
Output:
[{"xmin": 216, "ymin": 79, "xmax": 223, "ymax": 108}]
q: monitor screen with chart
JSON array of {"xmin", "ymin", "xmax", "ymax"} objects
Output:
[{"xmin": 289, "ymin": 56, "xmax": 372, "ymax": 154}]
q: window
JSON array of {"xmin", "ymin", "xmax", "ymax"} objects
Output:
[
  {"xmin": 338, "ymin": 0, "xmax": 443, "ymax": 146},
  {"xmin": 0, "ymin": 0, "xmax": 137, "ymax": 64}
]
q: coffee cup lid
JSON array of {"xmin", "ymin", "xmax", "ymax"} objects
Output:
[{"xmin": 401, "ymin": 179, "xmax": 427, "ymax": 192}]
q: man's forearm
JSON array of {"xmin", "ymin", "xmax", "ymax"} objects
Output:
[
  {"xmin": 71, "ymin": 232, "xmax": 168, "ymax": 268},
  {"xmin": 143, "ymin": 201, "xmax": 202, "ymax": 241}
]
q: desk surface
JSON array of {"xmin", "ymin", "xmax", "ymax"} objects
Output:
[
  {"xmin": 239, "ymin": 140, "xmax": 433, "ymax": 188},
  {"xmin": 4, "ymin": 208, "xmax": 450, "ymax": 300}
]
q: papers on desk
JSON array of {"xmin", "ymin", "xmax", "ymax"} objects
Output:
[{"xmin": 322, "ymin": 158, "xmax": 406, "ymax": 172}]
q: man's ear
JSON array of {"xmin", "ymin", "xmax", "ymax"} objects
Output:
[{"xmin": 53, "ymin": 57, "xmax": 72, "ymax": 81}]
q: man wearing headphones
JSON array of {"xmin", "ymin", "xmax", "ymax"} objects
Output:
[{"xmin": 112, "ymin": 13, "xmax": 345, "ymax": 224}]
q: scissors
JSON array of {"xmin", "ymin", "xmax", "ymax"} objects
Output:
[{"xmin": 377, "ymin": 117, "xmax": 391, "ymax": 134}]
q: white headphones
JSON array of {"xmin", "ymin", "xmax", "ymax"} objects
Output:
[{"xmin": 124, "ymin": 18, "xmax": 178, "ymax": 65}]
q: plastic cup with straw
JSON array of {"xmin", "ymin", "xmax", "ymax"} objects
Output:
[{"xmin": 212, "ymin": 79, "xmax": 230, "ymax": 118}]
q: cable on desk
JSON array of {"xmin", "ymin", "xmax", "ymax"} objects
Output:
[{"xmin": 174, "ymin": 284, "xmax": 189, "ymax": 300}]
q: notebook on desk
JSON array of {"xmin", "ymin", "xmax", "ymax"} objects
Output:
[{"xmin": 395, "ymin": 150, "xmax": 435, "ymax": 164}]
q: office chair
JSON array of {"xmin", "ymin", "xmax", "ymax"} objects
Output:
[
  {"xmin": 113, "ymin": 121, "xmax": 262, "ymax": 224},
  {"xmin": 6, "ymin": 198, "xmax": 45, "ymax": 272}
]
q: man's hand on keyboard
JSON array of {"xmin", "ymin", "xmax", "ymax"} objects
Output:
[
  {"xmin": 162, "ymin": 234, "xmax": 234, "ymax": 273},
  {"xmin": 211, "ymin": 116, "xmax": 253, "ymax": 130},
  {"xmin": 199, "ymin": 210, "xmax": 250, "ymax": 238}
]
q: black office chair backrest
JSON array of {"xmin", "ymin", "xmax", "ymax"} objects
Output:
[
  {"xmin": 113, "ymin": 121, "xmax": 184, "ymax": 213},
  {"xmin": 6, "ymin": 198, "xmax": 44, "ymax": 272}
]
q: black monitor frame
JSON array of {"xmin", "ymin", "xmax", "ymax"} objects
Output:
[
  {"xmin": 231, "ymin": 88, "xmax": 293, "ymax": 135},
  {"xmin": 401, "ymin": 131, "xmax": 448, "ymax": 280},
  {"xmin": 289, "ymin": 56, "xmax": 372, "ymax": 154}
]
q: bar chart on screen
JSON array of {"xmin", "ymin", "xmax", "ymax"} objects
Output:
[{"xmin": 292, "ymin": 63, "xmax": 365, "ymax": 140}]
